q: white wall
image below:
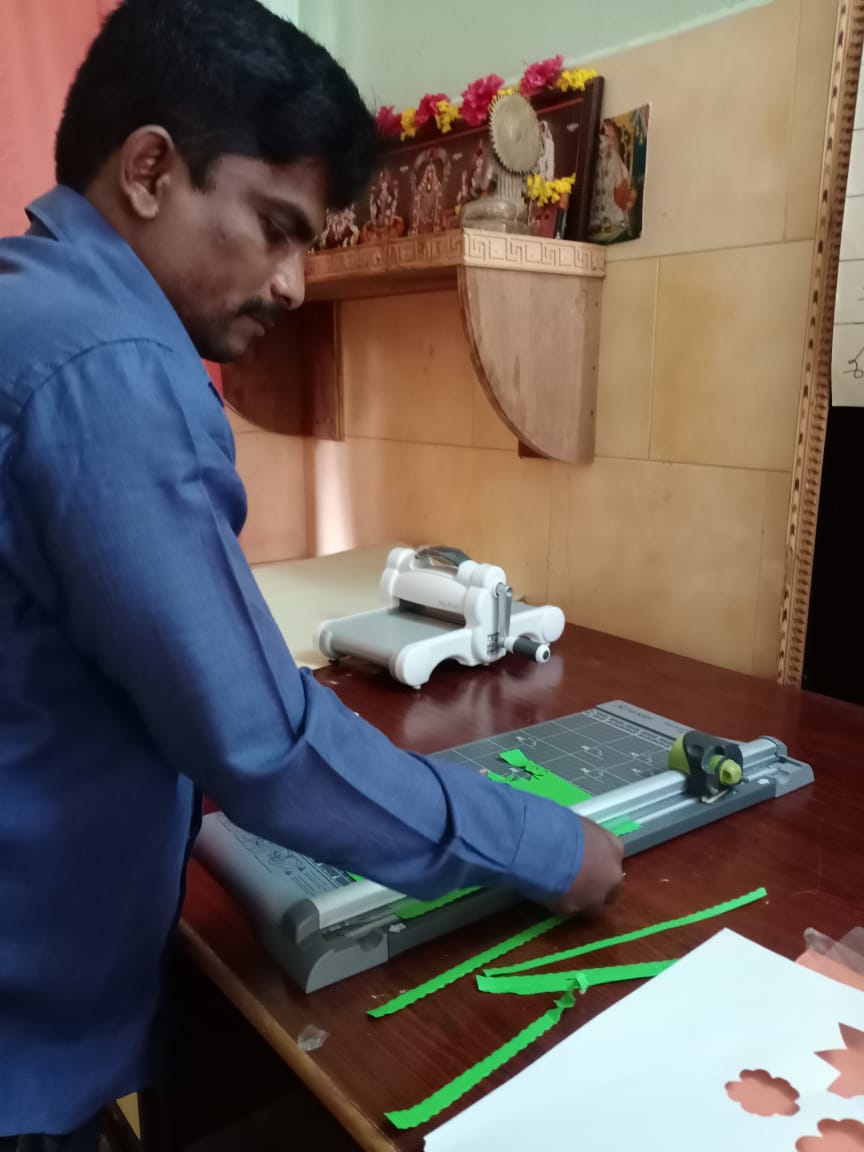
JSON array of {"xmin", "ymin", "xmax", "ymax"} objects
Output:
[{"xmin": 295, "ymin": 0, "xmax": 772, "ymax": 109}]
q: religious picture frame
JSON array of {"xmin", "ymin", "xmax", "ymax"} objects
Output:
[{"xmin": 315, "ymin": 78, "xmax": 604, "ymax": 250}]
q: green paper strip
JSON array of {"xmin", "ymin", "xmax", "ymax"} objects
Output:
[
  {"xmin": 346, "ymin": 872, "xmax": 363, "ymax": 882},
  {"xmin": 494, "ymin": 748, "xmax": 592, "ymax": 806},
  {"xmin": 487, "ymin": 769, "xmax": 591, "ymax": 807},
  {"xmin": 484, "ymin": 887, "xmax": 767, "ymax": 977},
  {"xmin": 368, "ymin": 914, "xmax": 564, "ymax": 1018},
  {"xmin": 600, "ymin": 817, "xmax": 641, "ymax": 837},
  {"xmin": 383, "ymin": 891, "xmax": 765, "ymax": 1129},
  {"xmin": 393, "ymin": 886, "xmax": 480, "ymax": 921},
  {"xmin": 499, "ymin": 748, "xmax": 544, "ymax": 775},
  {"xmin": 476, "ymin": 958, "xmax": 676, "ymax": 996},
  {"xmin": 386, "ymin": 990, "xmax": 577, "ymax": 1130}
]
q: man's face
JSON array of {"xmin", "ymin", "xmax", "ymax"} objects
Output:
[{"xmin": 137, "ymin": 153, "xmax": 327, "ymax": 362}]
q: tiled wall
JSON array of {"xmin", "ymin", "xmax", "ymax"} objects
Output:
[
  {"xmin": 236, "ymin": 0, "xmax": 837, "ymax": 677},
  {"xmin": 227, "ymin": 404, "xmax": 308, "ymax": 563}
]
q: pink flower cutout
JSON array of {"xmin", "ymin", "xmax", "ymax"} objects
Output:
[
  {"xmin": 725, "ymin": 1069, "xmax": 800, "ymax": 1117},
  {"xmin": 415, "ymin": 92, "xmax": 450, "ymax": 130},
  {"xmin": 375, "ymin": 105, "xmax": 402, "ymax": 138},
  {"xmin": 817, "ymin": 1023, "xmax": 864, "ymax": 1098},
  {"xmin": 796, "ymin": 1118, "xmax": 864, "ymax": 1152},
  {"xmin": 459, "ymin": 73, "xmax": 504, "ymax": 126},
  {"xmin": 519, "ymin": 55, "xmax": 564, "ymax": 98}
]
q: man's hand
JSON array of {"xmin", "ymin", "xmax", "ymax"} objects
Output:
[{"xmin": 550, "ymin": 817, "xmax": 624, "ymax": 916}]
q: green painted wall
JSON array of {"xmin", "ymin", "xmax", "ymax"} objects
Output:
[
  {"xmin": 293, "ymin": 0, "xmax": 771, "ymax": 109},
  {"xmin": 258, "ymin": 0, "xmax": 299, "ymax": 22}
]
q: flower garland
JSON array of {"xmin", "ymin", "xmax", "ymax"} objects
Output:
[{"xmin": 373, "ymin": 56, "xmax": 597, "ymax": 142}]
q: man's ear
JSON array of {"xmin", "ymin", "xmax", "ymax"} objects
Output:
[{"xmin": 118, "ymin": 126, "xmax": 178, "ymax": 220}]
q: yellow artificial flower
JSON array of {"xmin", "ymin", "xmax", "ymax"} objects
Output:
[
  {"xmin": 555, "ymin": 67, "xmax": 597, "ymax": 93},
  {"xmin": 435, "ymin": 99, "xmax": 460, "ymax": 133},
  {"xmin": 496, "ymin": 85, "xmax": 517, "ymax": 97},
  {"xmin": 400, "ymin": 107, "xmax": 417, "ymax": 140},
  {"xmin": 526, "ymin": 173, "xmax": 575, "ymax": 208}
]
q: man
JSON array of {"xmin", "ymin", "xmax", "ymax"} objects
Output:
[{"xmin": 0, "ymin": 1, "xmax": 623, "ymax": 1147}]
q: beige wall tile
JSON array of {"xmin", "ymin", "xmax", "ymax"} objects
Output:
[
  {"xmin": 224, "ymin": 402, "xmax": 259, "ymax": 435},
  {"xmin": 548, "ymin": 458, "xmax": 768, "ymax": 673},
  {"xmin": 117, "ymin": 1096, "xmax": 139, "ymax": 1138},
  {"xmin": 753, "ymin": 470, "xmax": 792, "ymax": 677},
  {"xmin": 402, "ymin": 444, "xmax": 554, "ymax": 605},
  {"xmin": 307, "ymin": 436, "xmax": 408, "ymax": 556},
  {"xmin": 651, "ymin": 241, "xmax": 812, "ymax": 470},
  {"xmin": 226, "ymin": 0, "xmax": 825, "ymax": 677},
  {"xmin": 595, "ymin": 0, "xmax": 799, "ymax": 260},
  {"xmin": 234, "ymin": 431, "xmax": 307, "ymax": 563},
  {"xmin": 785, "ymin": 0, "xmax": 839, "ymax": 240},
  {"xmin": 472, "ymin": 374, "xmax": 519, "ymax": 451},
  {"xmin": 341, "ymin": 291, "xmax": 475, "ymax": 446},
  {"xmin": 596, "ymin": 259, "xmax": 658, "ymax": 460}
]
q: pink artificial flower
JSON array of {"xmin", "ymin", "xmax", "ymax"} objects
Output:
[
  {"xmin": 459, "ymin": 73, "xmax": 505, "ymax": 127},
  {"xmin": 519, "ymin": 54, "xmax": 564, "ymax": 98},
  {"xmin": 375, "ymin": 105, "xmax": 403, "ymax": 137},
  {"xmin": 415, "ymin": 92, "xmax": 450, "ymax": 129}
]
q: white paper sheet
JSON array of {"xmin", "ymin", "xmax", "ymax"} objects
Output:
[
  {"xmin": 425, "ymin": 929, "xmax": 864, "ymax": 1152},
  {"xmin": 833, "ymin": 80, "xmax": 864, "ymax": 406},
  {"xmin": 251, "ymin": 544, "xmax": 396, "ymax": 668}
]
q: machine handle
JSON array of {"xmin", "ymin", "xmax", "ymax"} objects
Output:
[{"xmin": 507, "ymin": 636, "xmax": 551, "ymax": 663}]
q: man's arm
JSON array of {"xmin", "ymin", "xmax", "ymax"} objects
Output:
[{"xmin": 8, "ymin": 341, "xmax": 621, "ymax": 909}]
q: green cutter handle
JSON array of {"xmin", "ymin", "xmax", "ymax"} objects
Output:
[{"xmin": 669, "ymin": 730, "xmax": 743, "ymax": 798}]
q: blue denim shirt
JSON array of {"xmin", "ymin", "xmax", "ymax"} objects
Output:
[{"xmin": 0, "ymin": 186, "xmax": 583, "ymax": 1134}]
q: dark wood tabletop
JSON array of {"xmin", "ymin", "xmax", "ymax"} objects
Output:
[{"xmin": 178, "ymin": 625, "xmax": 864, "ymax": 1151}]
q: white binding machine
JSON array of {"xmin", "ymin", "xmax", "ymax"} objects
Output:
[{"xmin": 314, "ymin": 545, "xmax": 566, "ymax": 688}]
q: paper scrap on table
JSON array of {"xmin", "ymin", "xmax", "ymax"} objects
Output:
[{"xmin": 424, "ymin": 929, "xmax": 864, "ymax": 1152}]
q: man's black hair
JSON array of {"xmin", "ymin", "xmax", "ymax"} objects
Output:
[{"xmin": 55, "ymin": 0, "xmax": 377, "ymax": 208}]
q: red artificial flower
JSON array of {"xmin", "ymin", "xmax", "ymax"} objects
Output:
[
  {"xmin": 415, "ymin": 91, "xmax": 450, "ymax": 129},
  {"xmin": 459, "ymin": 73, "xmax": 505, "ymax": 127},
  {"xmin": 519, "ymin": 54, "xmax": 564, "ymax": 98},
  {"xmin": 375, "ymin": 105, "xmax": 402, "ymax": 137}
]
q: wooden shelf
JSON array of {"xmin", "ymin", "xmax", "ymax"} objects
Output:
[
  {"xmin": 305, "ymin": 226, "xmax": 604, "ymax": 297},
  {"xmin": 222, "ymin": 228, "xmax": 606, "ymax": 462}
]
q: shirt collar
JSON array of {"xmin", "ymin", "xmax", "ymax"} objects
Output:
[
  {"xmin": 27, "ymin": 184, "xmax": 124, "ymax": 247},
  {"xmin": 27, "ymin": 186, "xmax": 222, "ymax": 404},
  {"xmin": 26, "ymin": 185, "xmax": 182, "ymax": 340}
]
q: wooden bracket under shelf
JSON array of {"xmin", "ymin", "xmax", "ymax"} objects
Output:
[{"xmin": 222, "ymin": 228, "xmax": 605, "ymax": 462}]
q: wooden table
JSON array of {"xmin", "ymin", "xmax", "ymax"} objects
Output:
[{"xmin": 168, "ymin": 625, "xmax": 864, "ymax": 1151}]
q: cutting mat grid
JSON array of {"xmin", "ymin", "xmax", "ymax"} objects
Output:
[{"xmin": 436, "ymin": 707, "xmax": 675, "ymax": 798}]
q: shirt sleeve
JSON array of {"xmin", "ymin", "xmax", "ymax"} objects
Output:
[{"xmin": 8, "ymin": 340, "xmax": 584, "ymax": 904}]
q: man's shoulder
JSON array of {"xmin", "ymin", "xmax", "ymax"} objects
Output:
[
  {"xmin": 3, "ymin": 229, "xmax": 163, "ymax": 339},
  {"xmin": 0, "ymin": 233, "xmax": 177, "ymax": 421}
]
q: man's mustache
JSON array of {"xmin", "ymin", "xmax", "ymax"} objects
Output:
[{"xmin": 237, "ymin": 299, "xmax": 290, "ymax": 329}]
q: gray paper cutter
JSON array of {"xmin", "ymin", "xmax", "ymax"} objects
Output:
[{"xmin": 192, "ymin": 700, "xmax": 812, "ymax": 992}]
